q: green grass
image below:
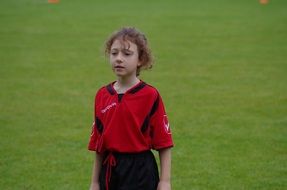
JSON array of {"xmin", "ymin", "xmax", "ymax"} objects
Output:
[{"xmin": 1, "ymin": 0, "xmax": 286, "ymax": 189}]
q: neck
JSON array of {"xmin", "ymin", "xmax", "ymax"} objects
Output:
[
  {"xmin": 118, "ymin": 76, "xmax": 139, "ymax": 85},
  {"xmin": 115, "ymin": 76, "xmax": 140, "ymax": 93}
]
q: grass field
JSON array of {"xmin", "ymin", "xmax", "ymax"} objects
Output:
[{"xmin": 0, "ymin": 0, "xmax": 286, "ymax": 189}]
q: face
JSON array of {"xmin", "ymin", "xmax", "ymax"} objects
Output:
[{"xmin": 109, "ymin": 39, "xmax": 141, "ymax": 78}]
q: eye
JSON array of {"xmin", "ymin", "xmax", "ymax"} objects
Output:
[
  {"xmin": 111, "ymin": 51, "xmax": 118, "ymax": 56},
  {"xmin": 123, "ymin": 50, "xmax": 133, "ymax": 56}
]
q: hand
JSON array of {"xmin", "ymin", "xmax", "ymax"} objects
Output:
[
  {"xmin": 89, "ymin": 182, "xmax": 100, "ymax": 190},
  {"xmin": 157, "ymin": 180, "xmax": 171, "ymax": 190}
]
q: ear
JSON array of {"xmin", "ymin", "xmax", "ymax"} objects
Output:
[{"xmin": 137, "ymin": 61, "xmax": 142, "ymax": 67}]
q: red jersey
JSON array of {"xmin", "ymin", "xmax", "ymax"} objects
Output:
[{"xmin": 88, "ymin": 81, "xmax": 173, "ymax": 153}]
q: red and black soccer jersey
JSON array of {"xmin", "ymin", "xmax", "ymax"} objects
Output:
[{"xmin": 88, "ymin": 81, "xmax": 173, "ymax": 153}]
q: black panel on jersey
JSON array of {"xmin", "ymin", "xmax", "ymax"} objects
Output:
[
  {"xmin": 96, "ymin": 117, "xmax": 104, "ymax": 134},
  {"xmin": 118, "ymin": 94, "xmax": 124, "ymax": 102},
  {"xmin": 141, "ymin": 94, "xmax": 160, "ymax": 133},
  {"xmin": 149, "ymin": 94, "xmax": 159, "ymax": 116}
]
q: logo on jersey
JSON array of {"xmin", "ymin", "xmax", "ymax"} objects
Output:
[
  {"xmin": 101, "ymin": 102, "xmax": 117, "ymax": 113},
  {"xmin": 163, "ymin": 115, "xmax": 171, "ymax": 134}
]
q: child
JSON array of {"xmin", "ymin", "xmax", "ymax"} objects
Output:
[{"xmin": 88, "ymin": 27, "xmax": 174, "ymax": 190}]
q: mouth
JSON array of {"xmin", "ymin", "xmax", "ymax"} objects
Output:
[{"xmin": 114, "ymin": 65, "xmax": 125, "ymax": 69}]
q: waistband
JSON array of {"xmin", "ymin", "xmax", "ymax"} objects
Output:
[{"xmin": 104, "ymin": 150, "xmax": 152, "ymax": 159}]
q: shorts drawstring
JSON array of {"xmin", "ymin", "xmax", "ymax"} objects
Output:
[{"xmin": 103, "ymin": 152, "xmax": 116, "ymax": 190}]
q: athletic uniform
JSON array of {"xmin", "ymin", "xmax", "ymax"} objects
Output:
[{"xmin": 88, "ymin": 81, "xmax": 173, "ymax": 190}]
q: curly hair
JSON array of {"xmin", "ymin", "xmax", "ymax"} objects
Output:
[{"xmin": 105, "ymin": 27, "xmax": 153, "ymax": 76}]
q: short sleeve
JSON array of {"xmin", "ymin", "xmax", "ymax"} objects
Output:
[
  {"xmin": 88, "ymin": 93, "xmax": 101, "ymax": 151},
  {"xmin": 150, "ymin": 93, "xmax": 173, "ymax": 150}
]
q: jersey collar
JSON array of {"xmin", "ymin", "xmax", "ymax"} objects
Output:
[{"xmin": 106, "ymin": 81, "xmax": 146, "ymax": 95}]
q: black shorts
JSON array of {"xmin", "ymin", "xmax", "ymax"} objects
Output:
[{"xmin": 99, "ymin": 150, "xmax": 159, "ymax": 190}]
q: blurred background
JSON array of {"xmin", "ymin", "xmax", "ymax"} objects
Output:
[{"xmin": 0, "ymin": 0, "xmax": 286, "ymax": 189}]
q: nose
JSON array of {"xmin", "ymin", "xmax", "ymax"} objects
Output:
[{"xmin": 115, "ymin": 52, "xmax": 123, "ymax": 63}]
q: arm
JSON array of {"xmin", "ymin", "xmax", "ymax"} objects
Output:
[
  {"xmin": 157, "ymin": 147, "xmax": 172, "ymax": 190},
  {"xmin": 90, "ymin": 152, "xmax": 103, "ymax": 190}
]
